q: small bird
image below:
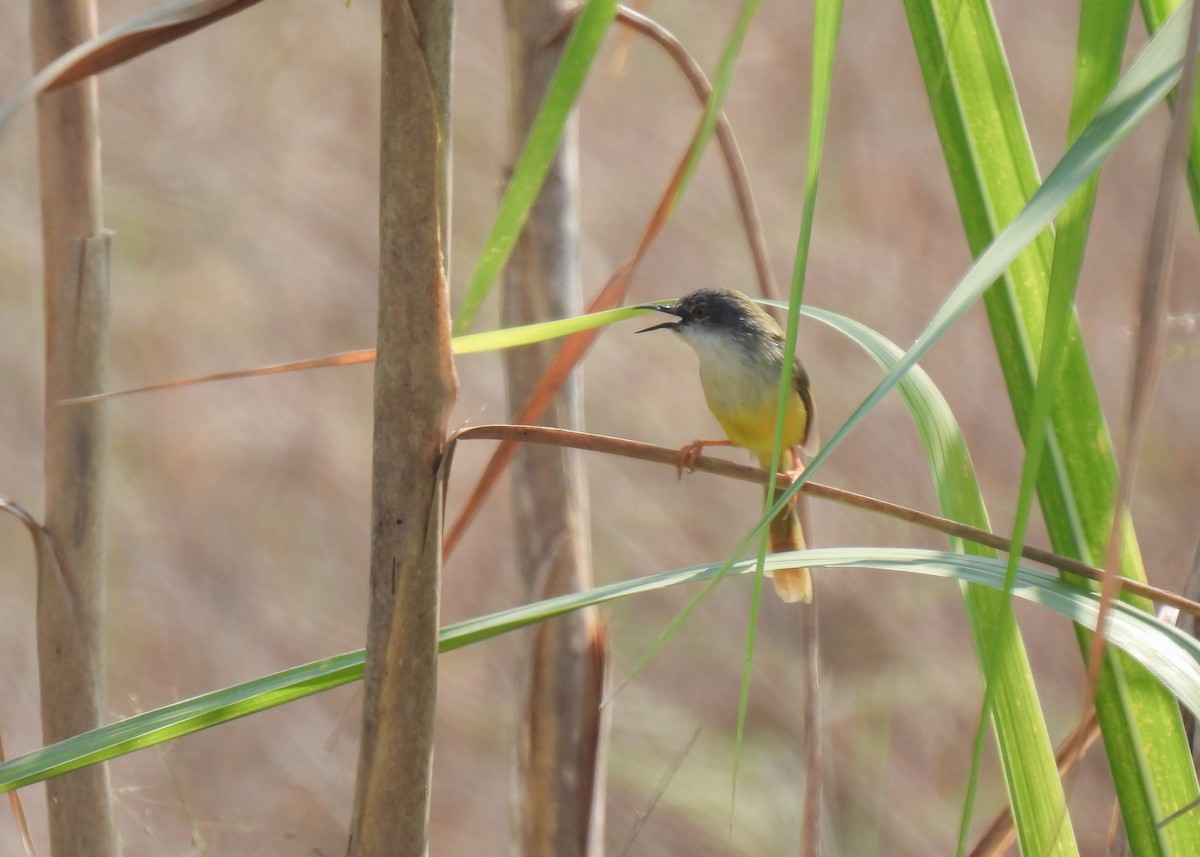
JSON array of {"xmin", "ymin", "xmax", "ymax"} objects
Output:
[{"xmin": 637, "ymin": 288, "xmax": 816, "ymax": 603}]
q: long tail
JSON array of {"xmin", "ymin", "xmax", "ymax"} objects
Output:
[{"xmin": 765, "ymin": 487, "xmax": 812, "ymax": 603}]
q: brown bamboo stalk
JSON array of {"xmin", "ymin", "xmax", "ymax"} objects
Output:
[
  {"xmin": 346, "ymin": 2, "xmax": 455, "ymax": 855},
  {"xmin": 502, "ymin": 2, "xmax": 606, "ymax": 855},
  {"xmin": 31, "ymin": 0, "xmax": 118, "ymax": 851}
]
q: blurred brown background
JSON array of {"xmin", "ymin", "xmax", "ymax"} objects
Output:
[{"xmin": 2, "ymin": 1, "xmax": 1199, "ymax": 854}]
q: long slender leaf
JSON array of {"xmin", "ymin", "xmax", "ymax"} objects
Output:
[
  {"xmin": 767, "ymin": 0, "xmax": 1189, "ymax": 531},
  {"xmin": 743, "ymin": 0, "xmax": 843, "ymax": 848},
  {"xmin": 453, "ymin": 306, "xmax": 639, "ymax": 355},
  {"xmin": 5, "ymin": 548, "xmax": 1200, "ymax": 805},
  {"xmin": 452, "ymin": 0, "xmax": 618, "ymax": 334}
]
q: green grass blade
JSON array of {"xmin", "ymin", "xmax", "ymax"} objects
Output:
[
  {"xmin": 735, "ymin": 0, "xmax": 844, "ymax": 810},
  {"xmin": 454, "ymin": 0, "xmax": 764, "ymax": 336},
  {"xmin": 909, "ymin": 0, "xmax": 1127, "ymax": 852},
  {"xmin": 676, "ymin": 0, "xmax": 762, "ymax": 199},
  {"xmin": 0, "ymin": 650, "xmax": 365, "ymax": 792},
  {"xmin": 452, "ymin": 0, "xmax": 618, "ymax": 335},
  {"xmin": 6, "ymin": 548, "xmax": 1200, "ymax": 805},
  {"xmin": 764, "ymin": 0, "xmax": 844, "ymax": 523},
  {"xmin": 906, "ymin": 0, "xmax": 1200, "ymax": 852},
  {"xmin": 747, "ymin": 1, "xmax": 1188, "ymax": 545}
]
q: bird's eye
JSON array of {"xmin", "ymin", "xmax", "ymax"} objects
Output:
[{"xmin": 691, "ymin": 303, "xmax": 708, "ymax": 319}]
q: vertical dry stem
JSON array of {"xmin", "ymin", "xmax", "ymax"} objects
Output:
[
  {"xmin": 502, "ymin": 2, "xmax": 606, "ymax": 855},
  {"xmin": 347, "ymin": 2, "xmax": 455, "ymax": 855},
  {"xmin": 31, "ymin": 0, "xmax": 117, "ymax": 852}
]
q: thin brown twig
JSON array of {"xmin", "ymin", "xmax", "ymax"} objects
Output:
[
  {"xmin": 1086, "ymin": 0, "xmax": 1200, "ymax": 696},
  {"xmin": 617, "ymin": 725, "xmax": 702, "ymax": 857},
  {"xmin": 56, "ymin": 4, "xmax": 776, "ymax": 565},
  {"xmin": 453, "ymin": 425, "xmax": 1200, "ymax": 619},
  {"xmin": 606, "ymin": 0, "xmax": 651, "ymax": 77},
  {"xmin": 1, "ymin": 500, "xmax": 55, "ymax": 855},
  {"xmin": 60, "ymin": 348, "xmax": 376, "ymax": 405},
  {"xmin": 601, "ymin": 5, "xmax": 777, "ymax": 299},
  {"xmin": 800, "ymin": 601, "xmax": 820, "ymax": 857},
  {"xmin": 0, "ymin": 682, "xmax": 36, "ymax": 857}
]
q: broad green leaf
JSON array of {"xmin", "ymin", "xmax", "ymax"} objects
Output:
[{"xmin": 906, "ymin": 0, "xmax": 1200, "ymax": 852}]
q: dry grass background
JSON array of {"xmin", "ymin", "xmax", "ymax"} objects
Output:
[{"xmin": 1, "ymin": 1, "xmax": 1199, "ymax": 854}]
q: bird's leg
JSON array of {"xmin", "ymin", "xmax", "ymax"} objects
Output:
[
  {"xmin": 784, "ymin": 447, "xmax": 804, "ymax": 482},
  {"xmin": 677, "ymin": 439, "xmax": 734, "ymax": 480},
  {"xmin": 773, "ymin": 448, "xmax": 804, "ymax": 511}
]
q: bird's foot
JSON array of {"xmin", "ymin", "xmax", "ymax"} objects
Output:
[{"xmin": 676, "ymin": 439, "xmax": 734, "ymax": 480}]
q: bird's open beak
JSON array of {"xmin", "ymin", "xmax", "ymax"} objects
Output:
[{"xmin": 634, "ymin": 302, "xmax": 685, "ymax": 334}]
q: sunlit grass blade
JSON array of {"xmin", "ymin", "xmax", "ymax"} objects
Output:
[
  {"xmin": 453, "ymin": 306, "xmax": 640, "ymax": 354},
  {"xmin": 906, "ymin": 0, "xmax": 1200, "ymax": 852},
  {"xmin": 454, "ymin": 0, "xmax": 769, "ymax": 336},
  {"xmin": 908, "ymin": 0, "xmax": 1119, "ymax": 852},
  {"xmin": 7, "ymin": 548, "xmax": 1200, "ymax": 805},
  {"xmin": 0, "ymin": 650, "xmax": 365, "ymax": 793},
  {"xmin": 771, "ymin": 0, "xmax": 1189, "ymax": 522},
  {"xmin": 453, "ymin": 0, "xmax": 618, "ymax": 335}
]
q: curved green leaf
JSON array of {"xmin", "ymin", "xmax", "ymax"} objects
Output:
[
  {"xmin": 5, "ymin": 546, "xmax": 1200, "ymax": 821},
  {"xmin": 797, "ymin": 304, "xmax": 1073, "ymax": 855}
]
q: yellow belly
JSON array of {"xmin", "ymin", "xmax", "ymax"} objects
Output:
[
  {"xmin": 705, "ymin": 386, "xmax": 808, "ymax": 467},
  {"xmin": 689, "ymin": 331, "xmax": 809, "ymax": 467}
]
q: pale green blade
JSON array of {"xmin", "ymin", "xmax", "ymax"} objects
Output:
[
  {"xmin": 453, "ymin": 0, "xmax": 764, "ymax": 335},
  {"xmin": 4, "ymin": 549, "xmax": 1200, "ymax": 801}
]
